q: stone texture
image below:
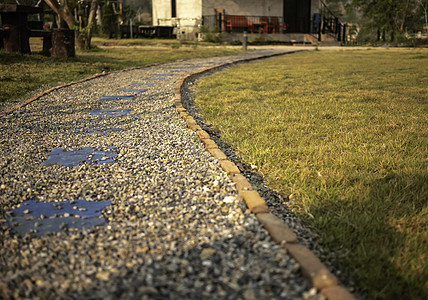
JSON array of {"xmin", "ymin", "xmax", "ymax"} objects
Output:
[
  {"xmin": 196, "ymin": 130, "xmax": 210, "ymax": 140},
  {"xmin": 286, "ymin": 243, "xmax": 338, "ymax": 289},
  {"xmin": 256, "ymin": 213, "xmax": 298, "ymax": 244},
  {"xmin": 322, "ymin": 285, "xmax": 356, "ymax": 300},
  {"xmin": 230, "ymin": 173, "xmax": 253, "ymax": 191},
  {"xmin": 188, "ymin": 123, "xmax": 202, "ymax": 131},
  {"xmin": 207, "ymin": 148, "xmax": 227, "ymax": 160},
  {"xmin": 218, "ymin": 159, "xmax": 240, "ymax": 174},
  {"xmin": 202, "ymin": 138, "xmax": 218, "ymax": 149},
  {"xmin": 238, "ymin": 190, "xmax": 269, "ymax": 214}
]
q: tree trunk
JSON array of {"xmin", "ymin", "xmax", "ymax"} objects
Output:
[
  {"xmin": 85, "ymin": 0, "xmax": 99, "ymax": 49},
  {"xmin": 51, "ymin": 28, "xmax": 75, "ymax": 57},
  {"xmin": 44, "ymin": 0, "xmax": 76, "ymax": 30},
  {"xmin": 44, "ymin": 0, "xmax": 98, "ymax": 50},
  {"xmin": 400, "ymin": 0, "xmax": 410, "ymax": 32}
]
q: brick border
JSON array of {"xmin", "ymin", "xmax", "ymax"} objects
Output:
[{"xmin": 174, "ymin": 52, "xmax": 355, "ymax": 300}]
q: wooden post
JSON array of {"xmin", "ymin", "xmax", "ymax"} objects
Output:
[
  {"xmin": 51, "ymin": 29, "xmax": 75, "ymax": 57},
  {"xmin": 0, "ymin": 4, "xmax": 42, "ymax": 54},
  {"xmin": 42, "ymin": 35, "xmax": 52, "ymax": 56},
  {"xmin": 2, "ymin": 24, "xmax": 31, "ymax": 53},
  {"xmin": 2, "ymin": 25, "xmax": 19, "ymax": 53},
  {"xmin": 243, "ymin": 31, "xmax": 248, "ymax": 51}
]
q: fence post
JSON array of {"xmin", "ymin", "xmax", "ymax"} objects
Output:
[
  {"xmin": 342, "ymin": 24, "xmax": 347, "ymax": 43},
  {"xmin": 322, "ymin": 16, "xmax": 326, "ymax": 34},
  {"xmin": 243, "ymin": 31, "xmax": 248, "ymax": 51},
  {"xmin": 2, "ymin": 24, "xmax": 31, "ymax": 54},
  {"xmin": 337, "ymin": 23, "xmax": 341, "ymax": 41}
]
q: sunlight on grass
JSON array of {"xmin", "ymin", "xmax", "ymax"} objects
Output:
[{"xmin": 195, "ymin": 49, "xmax": 428, "ymax": 299}]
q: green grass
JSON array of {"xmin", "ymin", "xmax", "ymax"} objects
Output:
[
  {"xmin": 195, "ymin": 49, "xmax": 428, "ymax": 299},
  {"xmin": 0, "ymin": 37, "xmax": 243, "ymax": 110}
]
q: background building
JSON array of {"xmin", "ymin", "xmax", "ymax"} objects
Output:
[{"xmin": 152, "ymin": 0, "xmax": 323, "ymax": 41}]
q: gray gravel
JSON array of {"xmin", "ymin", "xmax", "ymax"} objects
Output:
[{"xmin": 1, "ymin": 51, "xmax": 322, "ymax": 299}]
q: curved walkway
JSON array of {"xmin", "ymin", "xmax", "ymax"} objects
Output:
[{"xmin": 1, "ymin": 50, "xmax": 352, "ymax": 299}]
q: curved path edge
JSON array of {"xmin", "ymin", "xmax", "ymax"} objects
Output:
[
  {"xmin": 173, "ymin": 51, "xmax": 356, "ymax": 300},
  {"xmin": 1, "ymin": 50, "xmax": 356, "ymax": 299}
]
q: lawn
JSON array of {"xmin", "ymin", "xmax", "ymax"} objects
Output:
[
  {"xmin": 0, "ymin": 37, "xmax": 243, "ymax": 111},
  {"xmin": 194, "ymin": 49, "xmax": 428, "ymax": 299}
]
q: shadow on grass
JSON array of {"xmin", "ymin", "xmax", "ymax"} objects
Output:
[{"xmin": 309, "ymin": 171, "xmax": 428, "ymax": 299}]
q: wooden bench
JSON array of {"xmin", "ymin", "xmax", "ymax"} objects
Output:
[
  {"xmin": 226, "ymin": 16, "xmax": 250, "ymax": 33},
  {"xmin": 30, "ymin": 29, "xmax": 52, "ymax": 56},
  {"xmin": 120, "ymin": 25, "xmax": 140, "ymax": 38},
  {"xmin": 268, "ymin": 17, "xmax": 286, "ymax": 33},
  {"xmin": 138, "ymin": 26, "xmax": 156, "ymax": 38},
  {"xmin": 0, "ymin": 4, "xmax": 42, "ymax": 54},
  {"xmin": 0, "ymin": 4, "xmax": 73, "ymax": 57}
]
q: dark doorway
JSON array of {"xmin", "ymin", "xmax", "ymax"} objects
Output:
[
  {"xmin": 283, "ymin": 0, "xmax": 311, "ymax": 33},
  {"xmin": 171, "ymin": 0, "xmax": 177, "ymax": 18}
]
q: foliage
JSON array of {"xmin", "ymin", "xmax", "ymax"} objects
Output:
[
  {"xmin": 101, "ymin": 0, "xmax": 118, "ymax": 38},
  {"xmin": 324, "ymin": 0, "xmax": 361, "ymax": 24},
  {"xmin": 195, "ymin": 49, "xmax": 428, "ymax": 300},
  {"xmin": 199, "ymin": 26, "xmax": 223, "ymax": 43},
  {"xmin": 43, "ymin": 0, "xmax": 99, "ymax": 49},
  {"xmin": 352, "ymin": 0, "xmax": 428, "ymax": 42}
]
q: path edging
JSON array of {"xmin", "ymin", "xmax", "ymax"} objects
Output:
[{"xmin": 174, "ymin": 51, "xmax": 355, "ymax": 300}]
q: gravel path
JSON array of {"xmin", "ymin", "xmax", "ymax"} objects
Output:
[{"xmin": 1, "ymin": 50, "xmax": 323, "ymax": 299}]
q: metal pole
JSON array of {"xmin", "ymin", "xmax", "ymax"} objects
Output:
[
  {"xmin": 243, "ymin": 31, "xmax": 247, "ymax": 51},
  {"xmin": 130, "ymin": 18, "xmax": 133, "ymax": 39}
]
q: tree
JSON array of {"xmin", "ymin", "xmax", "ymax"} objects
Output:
[
  {"xmin": 43, "ymin": 0, "xmax": 99, "ymax": 49},
  {"xmin": 416, "ymin": 0, "xmax": 428, "ymax": 32},
  {"xmin": 352, "ymin": 0, "xmax": 427, "ymax": 41},
  {"xmin": 101, "ymin": 0, "xmax": 118, "ymax": 38}
]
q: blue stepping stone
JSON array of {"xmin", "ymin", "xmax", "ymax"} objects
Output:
[
  {"xmin": 6, "ymin": 199, "xmax": 111, "ymax": 237},
  {"xmin": 130, "ymin": 82, "xmax": 155, "ymax": 86},
  {"xmin": 11, "ymin": 199, "xmax": 110, "ymax": 218},
  {"xmin": 154, "ymin": 73, "xmax": 173, "ymax": 76},
  {"xmin": 71, "ymin": 128, "xmax": 123, "ymax": 135},
  {"xmin": 117, "ymin": 89, "xmax": 147, "ymax": 93},
  {"xmin": 89, "ymin": 109, "xmax": 131, "ymax": 116},
  {"xmin": 100, "ymin": 95, "xmax": 135, "ymax": 101},
  {"xmin": 42, "ymin": 146, "xmax": 117, "ymax": 167},
  {"xmin": 171, "ymin": 66, "xmax": 195, "ymax": 69},
  {"xmin": 144, "ymin": 77, "xmax": 166, "ymax": 80}
]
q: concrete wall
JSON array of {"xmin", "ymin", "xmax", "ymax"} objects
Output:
[
  {"xmin": 311, "ymin": 0, "xmax": 321, "ymax": 15},
  {"xmin": 177, "ymin": 0, "xmax": 202, "ymax": 19},
  {"xmin": 152, "ymin": 0, "xmax": 202, "ymax": 33},
  {"xmin": 153, "ymin": 0, "xmax": 320, "ymax": 23},
  {"xmin": 152, "ymin": 0, "xmax": 173, "ymax": 25},
  {"xmin": 153, "ymin": 0, "xmax": 284, "ymax": 25},
  {"xmin": 152, "ymin": 0, "xmax": 203, "ymax": 38}
]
